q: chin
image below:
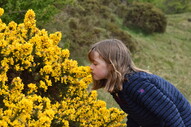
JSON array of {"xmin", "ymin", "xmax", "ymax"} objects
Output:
[
  {"xmin": 93, "ymin": 78, "xmax": 99, "ymax": 81},
  {"xmin": 93, "ymin": 77, "xmax": 100, "ymax": 81}
]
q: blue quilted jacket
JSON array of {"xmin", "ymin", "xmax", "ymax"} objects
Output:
[{"xmin": 112, "ymin": 72, "xmax": 191, "ymax": 127}]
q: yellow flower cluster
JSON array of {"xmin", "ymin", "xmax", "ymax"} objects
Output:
[{"xmin": 0, "ymin": 8, "xmax": 126, "ymax": 127}]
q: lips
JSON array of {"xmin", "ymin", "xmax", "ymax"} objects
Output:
[{"xmin": 91, "ymin": 73, "xmax": 96, "ymax": 79}]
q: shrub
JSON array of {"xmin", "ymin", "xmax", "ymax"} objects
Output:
[
  {"xmin": 123, "ymin": 2, "xmax": 167, "ymax": 33},
  {"xmin": 0, "ymin": 8, "xmax": 126, "ymax": 127}
]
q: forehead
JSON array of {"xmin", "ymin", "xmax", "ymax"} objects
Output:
[{"xmin": 89, "ymin": 51, "xmax": 102, "ymax": 62}]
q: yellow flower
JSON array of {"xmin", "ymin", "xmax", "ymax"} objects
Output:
[
  {"xmin": 11, "ymin": 77, "xmax": 24, "ymax": 91},
  {"xmin": 17, "ymin": 23, "xmax": 27, "ymax": 39},
  {"xmin": 0, "ymin": 8, "xmax": 4, "ymax": 16},
  {"xmin": 28, "ymin": 83, "xmax": 38, "ymax": 94},
  {"xmin": 62, "ymin": 120, "xmax": 69, "ymax": 127},
  {"xmin": 61, "ymin": 49, "xmax": 70, "ymax": 58},
  {"xmin": 24, "ymin": 9, "xmax": 36, "ymax": 28},
  {"xmin": 43, "ymin": 109, "xmax": 55, "ymax": 118},
  {"xmin": 49, "ymin": 32, "xmax": 62, "ymax": 45},
  {"xmin": 0, "ymin": 120, "xmax": 8, "ymax": 127},
  {"xmin": 40, "ymin": 65, "xmax": 53, "ymax": 75},
  {"xmin": 8, "ymin": 21, "xmax": 17, "ymax": 31},
  {"xmin": 15, "ymin": 64, "xmax": 24, "ymax": 71},
  {"xmin": 89, "ymin": 90, "xmax": 98, "ymax": 99},
  {"xmin": 62, "ymin": 59, "xmax": 78, "ymax": 73},
  {"xmin": 39, "ymin": 80, "xmax": 48, "ymax": 91}
]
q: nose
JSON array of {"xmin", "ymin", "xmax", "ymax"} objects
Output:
[{"xmin": 89, "ymin": 64, "xmax": 93, "ymax": 70}]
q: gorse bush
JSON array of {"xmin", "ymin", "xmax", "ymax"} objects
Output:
[
  {"xmin": 123, "ymin": 2, "xmax": 167, "ymax": 34},
  {"xmin": 0, "ymin": 8, "xmax": 126, "ymax": 127}
]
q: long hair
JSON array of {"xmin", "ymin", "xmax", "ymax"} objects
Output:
[{"xmin": 88, "ymin": 39, "xmax": 148, "ymax": 93}]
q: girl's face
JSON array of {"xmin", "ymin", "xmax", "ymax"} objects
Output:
[{"xmin": 89, "ymin": 51, "xmax": 110, "ymax": 80}]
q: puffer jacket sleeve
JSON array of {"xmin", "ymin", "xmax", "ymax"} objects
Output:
[
  {"xmin": 127, "ymin": 115, "xmax": 140, "ymax": 127},
  {"xmin": 125, "ymin": 76, "xmax": 185, "ymax": 127}
]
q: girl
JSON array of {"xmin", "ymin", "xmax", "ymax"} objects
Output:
[{"xmin": 88, "ymin": 39, "xmax": 191, "ymax": 127}]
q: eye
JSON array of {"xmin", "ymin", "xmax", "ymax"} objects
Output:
[{"xmin": 93, "ymin": 62, "xmax": 98, "ymax": 66}]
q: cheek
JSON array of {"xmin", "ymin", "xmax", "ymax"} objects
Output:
[
  {"xmin": 103, "ymin": 68, "xmax": 109, "ymax": 75},
  {"xmin": 98, "ymin": 66, "xmax": 109, "ymax": 77}
]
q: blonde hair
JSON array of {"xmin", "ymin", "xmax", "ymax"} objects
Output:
[{"xmin": 88, "ymin": 39, "xmax": 148, "ymax": 93}]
